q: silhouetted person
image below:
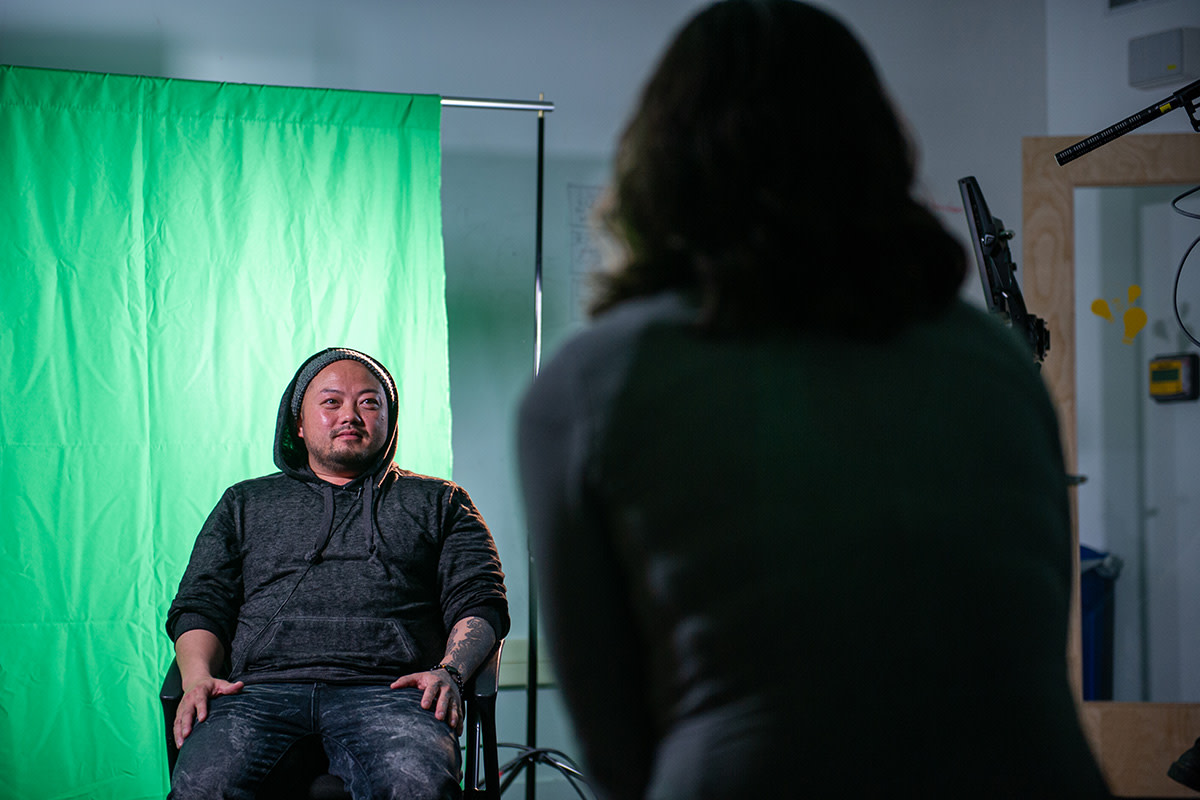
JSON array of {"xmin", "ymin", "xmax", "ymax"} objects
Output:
[{"xmin": 517, "ymin": 2, "xmax": 1110, "ymax": 797}]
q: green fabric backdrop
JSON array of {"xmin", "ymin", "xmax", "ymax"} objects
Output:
[{"xmin": 0, "ymin": 65, "xmax": 450, "ymax": 799}]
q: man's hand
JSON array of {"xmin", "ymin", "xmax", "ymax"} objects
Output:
[
  {"xmin": 390, "ymin": 669, "xmax": 463, "ymax": 735},
  {"xmin": 173, "ymin": 676, "xmax": 244, "ymax": 748},
  {"xmin": 389, "ymin": 616, "xmax": 495, "ymax": 736}
]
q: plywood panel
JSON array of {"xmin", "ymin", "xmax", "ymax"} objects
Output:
[{"xmin": 1080, "ymin": 703, "xmax": 1200, "ymax": 797}]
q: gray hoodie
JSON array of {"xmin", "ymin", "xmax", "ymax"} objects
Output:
[{"xmin": 167, "ymin": 347, "xmax": 509, "ymax": 684}]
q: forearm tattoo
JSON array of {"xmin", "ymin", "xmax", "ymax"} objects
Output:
[{"xmin": 443, "ymin": 616, "xmax": 496, "ymax": 676}]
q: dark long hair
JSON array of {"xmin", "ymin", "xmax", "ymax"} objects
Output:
[{"xmin": 590, "ymin": 0, "xmax": 966, "ymax": 337}]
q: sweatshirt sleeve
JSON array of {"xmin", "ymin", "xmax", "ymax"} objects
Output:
[
  {"xmin": 436, "ymin": 484, "xmax": 510, "ymax": 640},
  {"xmin": 165, "ymin": 487, "xmax": 245, "ymax": 650},
  {"xmin": 516, "ymin": 322, "xmax": 658, "ymax": 800}
]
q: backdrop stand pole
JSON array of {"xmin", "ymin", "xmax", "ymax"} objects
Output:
[
  {"xmin": 443, "ymin": 91, "xmax": 579, "ymax": 799},
  {"xmin": 526, "ymin": 95, "xmax": 546, "ymax": 800}
]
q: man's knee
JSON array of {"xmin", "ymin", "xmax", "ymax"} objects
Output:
[
  {"xmin": 375, "ymin": 764, "xmax": 461, "ymax": 800},
  {"xmin": 330, "ymin": 736, "xmax": 462, "ymax": 800},
  {"xmin": 168, "ymin": 724, "xmax": 274, "ymax": 800},
  {"xmin": 169, "ymin": 757, "xmax": 254, "ymax": 800}
]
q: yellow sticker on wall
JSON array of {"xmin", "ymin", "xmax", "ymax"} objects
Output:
[{"xmin": 1092, "ymin": 285, "xmax": 1147, "ymax": 344}]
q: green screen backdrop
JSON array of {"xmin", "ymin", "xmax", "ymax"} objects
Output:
[{"xmin": 0, "ymin": 65, "xmax": 450, "ymax": 799}]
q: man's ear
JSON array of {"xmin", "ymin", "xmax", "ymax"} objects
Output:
[{"xmin": 296, "ymin": 413, "xmax": 305, "ymax": 441}]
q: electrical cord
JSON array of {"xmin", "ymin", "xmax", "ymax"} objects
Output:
[{"xmin": 1171, "ymin": 184, "xmax": 1200, "ymax": 347}]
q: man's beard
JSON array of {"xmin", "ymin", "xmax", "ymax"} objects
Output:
[
  {"xmin": 309, "ymin": 439, "xmax": 383, "ymax": 475},
  {"xmin": 327, "ymin": 448, "xmax": 377, "ymax": 472}
]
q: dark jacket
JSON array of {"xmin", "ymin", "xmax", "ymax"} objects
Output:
[{"xmin": 167, "ymin": 349, "xmax": 508, "ymax": 683}]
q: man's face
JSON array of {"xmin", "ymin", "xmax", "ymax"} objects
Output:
[{"xmin": 297, "ymin": 360, "xmax": 389, "ymax": 482}]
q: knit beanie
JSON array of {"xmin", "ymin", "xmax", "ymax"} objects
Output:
[{"xmin": 290, "ymin": 348, "xmax": 397, "ymax": 417}]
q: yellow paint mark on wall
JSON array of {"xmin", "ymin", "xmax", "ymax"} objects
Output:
[{"xmin": 1092, "ymin": 285, "xmax": 1147, "ymax": 345}]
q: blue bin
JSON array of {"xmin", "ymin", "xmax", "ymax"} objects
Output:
[{"xmin": 1080, "ymin": 544, "xmax": 1122, "ymax": 701}]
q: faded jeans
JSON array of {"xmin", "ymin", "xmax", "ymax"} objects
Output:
[{"xmin": 169, "ymin": 683, "xmax": 461, "ymax": 800}]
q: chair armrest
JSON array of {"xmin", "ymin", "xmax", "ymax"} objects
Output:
[
  {"xmin": 162, "ymin": 659, "xmax": 184, "ymax": 703},
  {"xmin": 463, "ymin": 640, "xmax": 503, "ymax": 799},
  {"xmin": 161, "ymin": 660, "xmax": 184, "ymax": 775},
  {"xmin": 465, "ymin": 640, "xmax": 503, "ymax": 700}
]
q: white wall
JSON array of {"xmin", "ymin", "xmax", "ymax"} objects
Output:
[{"xmin": 821, "ymin": 0, "xmax": 1047, "ymax": 307}]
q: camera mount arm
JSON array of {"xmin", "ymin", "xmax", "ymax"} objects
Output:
[{"xmin": 958, "ymin": 176, "xmax": 1050, "ymax": 365}]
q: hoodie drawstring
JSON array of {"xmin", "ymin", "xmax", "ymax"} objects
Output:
[
  {"xmin": 364, "ymin": 479, "xmax": 378, "ymax": 556},
  {"xmin": 363, "ymin": 477, "xmax": 395, "ymax": 578},
  {"xmin": 305, "ymin": 483, "xmax": 337, "ymax": 565},
  {"xmin": 304, "ymin": 477, "xmax": 388, "ymax": 569}
]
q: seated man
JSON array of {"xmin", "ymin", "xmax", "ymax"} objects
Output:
[{"xmin": 167, "ymin": 347, "xmax": 508, "ymax": 800}]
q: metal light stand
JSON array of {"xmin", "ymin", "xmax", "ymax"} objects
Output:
[{"xmin": 526, "ymin": 98, "xmax": 546, "ymax": 800}]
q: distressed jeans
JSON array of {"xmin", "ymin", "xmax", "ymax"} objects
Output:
[{"xmin": 169, "ymin": 683, "xmax": 462, "ymax": 800}]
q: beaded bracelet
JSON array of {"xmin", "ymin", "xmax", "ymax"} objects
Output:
[{"xmin": 433, "ymin": 663, "xmax": 465, "ymax": 694}]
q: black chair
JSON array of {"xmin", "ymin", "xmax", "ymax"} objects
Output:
[{"xmin": 160, "ymin": 642, "xmax": 504, "ymax": 800}]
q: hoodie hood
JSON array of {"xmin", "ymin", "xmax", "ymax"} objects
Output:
[{"xmin": 274, "ymin": 347, "xmax": 400, "ymax": 485}]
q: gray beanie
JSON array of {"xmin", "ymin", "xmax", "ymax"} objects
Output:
[{"xmin": 290, "ymin": 348, "xmax": 397, "ymax": 417}]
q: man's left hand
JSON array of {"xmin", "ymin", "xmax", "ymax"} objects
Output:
[{"xmin": 391, "ymin": 669, "xmax": 463, "ymax": 734}]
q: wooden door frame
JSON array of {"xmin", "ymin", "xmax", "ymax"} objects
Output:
[{"xmin": 1023, "ymin": 133, "xmax": 1200, "ymax": 797}]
